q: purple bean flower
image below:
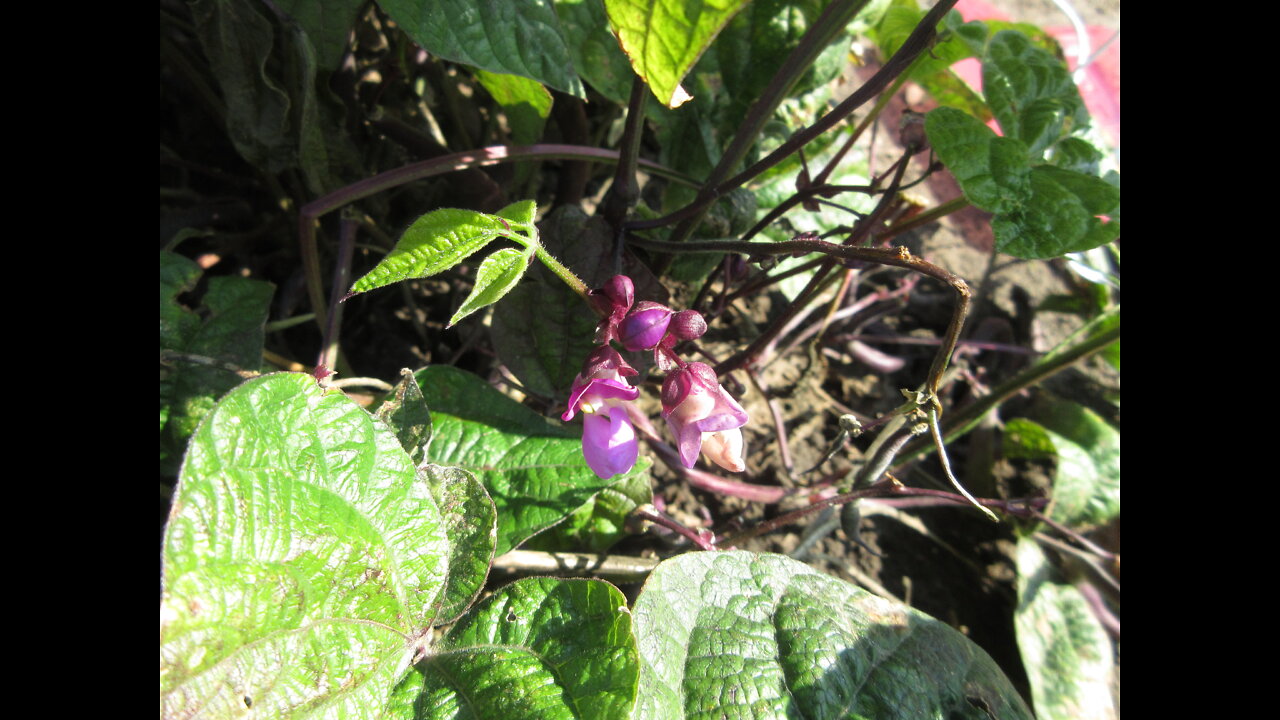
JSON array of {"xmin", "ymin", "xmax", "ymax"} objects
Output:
[
  {"xmin": 661, "ymin": 362, "xmax": 749, "ymax": 472},
  {"xmin": 563, "ymin": 346, "xmax": 640, "ymax": 479},
  {"xmin": 619, "ymin": 301, "xmax": 674, "ymax": 351}
]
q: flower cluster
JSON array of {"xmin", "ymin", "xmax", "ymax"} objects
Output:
[{"xmin": 562, "ymin": 275, "xmax": 748, "ymax": 479}]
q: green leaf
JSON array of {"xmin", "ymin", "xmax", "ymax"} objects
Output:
[
  {"xmin": 993, "ymin": 165, "xmax": 1120, "ymax": 258},
  {"xmin": 349, "ymin": 208, "xmax": 519, "ymax": 295},
  {"xmin": 379, "ymin": 0, "xmax": 585, "ymax": 97},
  {"xmin": 418, "ymin": 578, "xmax": 637, "ymax": 719},
  {"xmin": 605, "ymin": 0, "xmax": 750, "ymax": 108},
  {"xmin": 982, "ymin": 30, "xmax": 1088, "ymax": 156},
  {"xmin": 494, "ymin": 198, "xmax": 538, "ymax": 229},
  {"xmin": 524, "ymin": 465, "xmax": 654, "ymax": 552},
  {"xmin": 374, "ymin": 369, "xmax": 434, "ymax": 465},
  {"xmin": 1003, "ymin": 403, "xmax": 1119, "ymax": 528},
  {"xmin": 416, "ymin": 365, "xmax": 651, "ymax": 555},
  {"xmin": 189, "ymin": 0, "xmax": 293, "ymax": 174},
  {"xmin": 555, "ymin": 0, "xmax": 638, "ymax": 103},
  {"xmin": 474, "ymin": 69, "xmax": 553, "ymax": 146},
  {"xmin": 633, "ymin": 551, "xmax": 1033, "ymax": 719},
  {"xmin": 448, "ymin": 247, "xmax": 533, "ymax": 327},
  {"xmin": 160, "ymin": 373, "xmax": 450, "ymax": 717},
  {"xmin": 925, "ymin": 107, "xmax": 1030, "ymax": 215},
  {"xmin": 160, "ymin": 252, "xmax": 273, "ymax": 475},
  {"xmin": 872, "ymin": 4, "xmax": 989, "ymax": 119},
  {"xmin": 274, "ymin": 0, "xmax": 363, "ymax": 70},
  {"xmin": 421, "ymin": 463, "xmax": 497, "ymax": 624},
  {"xmin": 1015, "ymin": 539, "xmax": 1117, "ymax": 720}
]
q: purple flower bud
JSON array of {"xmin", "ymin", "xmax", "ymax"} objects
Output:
[
  {"xmin": 589, "ymin": 275, "xmax": 636, "ymax": 344},
  {"xmin": 661, "ymin": 362, "xmax": 749, "ymax": 472},
  {"xmin": 668, "ymin": 310, "xmax": 707, "ymax": 341},
  {"xmin": 619, "ymin": 301, "xmax": 674, "ymax": 351}
]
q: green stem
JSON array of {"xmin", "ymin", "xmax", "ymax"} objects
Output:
[
  {"xmin": 894, "ymin": 321, "xmax": 1121, "ymax": 465},
  {"xmin": 531, "ymin": 245, "xmax": 589, "ymax": 301}
]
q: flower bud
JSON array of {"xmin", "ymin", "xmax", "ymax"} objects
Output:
[
  {"xmin": 619, "ymin": 301, "xmax": 673, "ymax": 351},
  {"xmin": 668, "ymin": 310, "xmax": 707, "ymax": 341}
]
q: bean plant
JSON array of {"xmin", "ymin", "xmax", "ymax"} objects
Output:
[{"xmin": 160, "ymin": 0, "xmax": 1120, "ymax": 718}]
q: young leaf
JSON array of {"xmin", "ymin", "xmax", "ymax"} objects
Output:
[
  {"xmin": 523, "ymin": 465, "xmax": 654, "ymax": 552},
  {"xmin": 378, "ymin": 0, "xmax": 585, "ymax": 97},
  {"xmin": 605, "ymin": 0, "xmax": 750, "ymax": 107},
  {"xmin": 494, "ymin": 198, "xmax": 539, "ymax": 229},
  {"xmin": 982, "ymin": 30, "xmax": 1088, "ymax": 157},
  {"xmin": 388, "ymin": 577, "xmax": 638, "ymax": 718},
  {"xmin": 633, "ymin": 551, "xmax": 1033, "ymax": 719},
  {"xmin": 1015, "ymin": 539, "xmax": 1117, "ymax": 720},
  {"xmin": 160, "ymin": 373, "xmax": 450, "ymax": 718},
  {"xmin": 415, "ymin": 365, "xmax": 650, "ymax": 555},
  {"xmin": 448, "ymin": 247, "xmax": 533, "ymax": 327},
  {"xmin": 349, "ymin": 208, "xmax": 517, "ymax": 295}
]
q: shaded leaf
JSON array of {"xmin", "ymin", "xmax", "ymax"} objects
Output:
[
  {"xmin": 189, "ymin": 0, "xmax": 293, "ymax": 173},
  {"xmin": 380, "ymin": 0, "xmax": 585, "ymax": 97},
  {"xmin": 1003, "ymin": 402, "xmax": 1119, "ymax": 528},
  {"xmin": 375, "ymin": 368, "xmax": 434, "ymax": 465},
  {"xmin": 421, "ymin": 463, "xmax": 497, "ymax": 624},
  {"xmin": 554, "ymin": 0, "xmax": 637, "ymax": 103},
  {"xmin": 633, "ymin": 551, "xmax": 1033, "ymax": 719},
  {"xmin": 448, "ymin": 247, "xmax": 533, "ymax": 327},
  {"xmin": 160, "ymin": 252, "xmax": 273, "ymax": 475},
  {"xmin": 475, "ymin": 69, "xmax": 553, "ymax": 146},
  {"xmin": 524, "ymin": 465, "xmax": 654, "ymax": 552},
  {"xmin": 275, "ymin": 0, "xmax": 363, "ymax": 71},
  {"xmin": 605, "ymin": 0, "xmax": 750, "ymax": 107},
  {"xmin": 389, "ymin": 578, "xmax": 637, "ymax": 719},
  {"xmin": 1015, "ymin": 539, "xmax": 1117, "ymax": 720},
  {"xmin": 416, "ymin": 365, "xmax": 650, "ymax": 555},
  {"xmin": 160, "ymin": 373, "xmax": 450, "ymax": 717},
  {"xmin": 872, "ymin": 4, "xmax": 989, "ymax": 119}
]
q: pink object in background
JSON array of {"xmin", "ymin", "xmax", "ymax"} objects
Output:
[{"xmin": 950, "ymin": 0, "xmax": 1120, "ymax": 154}]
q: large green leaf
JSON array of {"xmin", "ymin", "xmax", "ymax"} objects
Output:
[
  {"xmin": 379, "ymin": 0, "xmax": 585, "ymax": 97},
  {"xmin": 160, "ymin": 373, "xmax": 450, "ymax": 717},
  {"xmin": 349, "ymin": 207, "xmax": 527, "ymax": 295},
  {"xmin": 605, "ymin": 0, "xmax": 750, "ymax": 107},
  {"xmin": 160, "ymin": 252, "xmax": 273, "ymax": 475},
  {"xmin": 1015, "ymin": 539, "xmax": 1117, "ymax": 720},
  {"xmin": 388, "ymin": 577, "xmax": 639, "ymax": 719},
  {"xmin": 554, "ymin": 0, "xmax": 637, "ymax": 103},
  {"xmin": 415, "ymin": 365, "xmax": 650, "ymax": 555},
  {"xmin": 633, "ymin": 551, "xmax": 1033, "ymax": 720},
  {"xmin": 924, "ymin": 107, "xmax": 1030, "ymax": 215}
]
